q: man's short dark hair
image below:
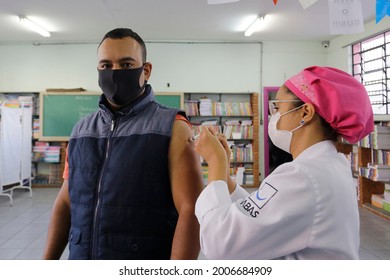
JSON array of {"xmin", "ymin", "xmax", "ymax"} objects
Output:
[{"xmin": 99, "ymin": 28, "xmax": 147, "ymax": 62}]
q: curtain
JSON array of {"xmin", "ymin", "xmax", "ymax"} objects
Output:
[{"xmin": 0, "ymin": 106, "xmax": 23, "ymax": 185}]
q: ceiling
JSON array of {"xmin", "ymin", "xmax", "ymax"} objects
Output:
[{"xmin": 0, "ymin": 0, "xmax": 377, "ymax": 44}]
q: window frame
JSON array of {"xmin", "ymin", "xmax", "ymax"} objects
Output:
[{"xmin": 352, "ymin": 30, "xmax": 390, "ymax": 115}]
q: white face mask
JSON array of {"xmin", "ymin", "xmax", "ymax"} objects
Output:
[{"xmin": 268, "ymin": 105, "xmax": 304, "ymax": 154}]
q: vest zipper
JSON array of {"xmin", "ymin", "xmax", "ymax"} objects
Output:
[{"xmin": 91, "ymin": 118, "xmax": 116, "ymax": 259}]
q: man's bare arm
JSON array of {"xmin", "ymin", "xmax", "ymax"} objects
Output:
[
  {"xmin": 42, "ymin": 179, "xmax": 71, "ymax": 259},
  {"xmin": 169, "ymin": 120, "xmax": 204, "ymax": 259}
]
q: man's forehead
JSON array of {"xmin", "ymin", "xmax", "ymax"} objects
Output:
[{"xmin": 97, "ymin": 38, "xmax": 142, "ymax": 60}]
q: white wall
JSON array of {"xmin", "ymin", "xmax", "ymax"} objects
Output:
[
  {"xmin": 0, "ymin": 40, "xmax": 328, "ymax": 93},
  {"xmin": 148, "ymin": 42, "xmax": 262, "ymax": 93},
  {"xmin": 0, "ymin": 42, "xmax": 264, "ymax": 93},
  {"xmin": 327, "ymin": 17, "xmax": 390, "ymax": 72},
  {"xmin": 0, "ymin": 44, "xmax": 98, "ymax": 92}
]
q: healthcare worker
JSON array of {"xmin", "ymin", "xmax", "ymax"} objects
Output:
[{"xmin": 194, "ymin": 66, "xmax": 374, "ymax": 260}]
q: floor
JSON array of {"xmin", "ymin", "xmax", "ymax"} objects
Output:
[{"xmin": 0, "ymin": 187, "xmax": 390, "ymax": 260}]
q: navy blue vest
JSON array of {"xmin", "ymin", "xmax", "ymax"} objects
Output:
[{"xmin": 67, "ymin": 86, "xmax": 183, "ymax": 259}]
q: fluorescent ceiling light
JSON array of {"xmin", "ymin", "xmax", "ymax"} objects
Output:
[
  {"xmin": 208, "ymin": 0, "xmax": 239, "ymax": 4},
  {"xmin": 19, "ymin": 16, "xmax": 51, "ymax": 37},
  {"xmin": 244, "ymin": 15, "xmax": 265, "ymax": 37}
]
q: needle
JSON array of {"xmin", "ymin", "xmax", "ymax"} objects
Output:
[{"xmin": 188, "ymin": 134, "xmax": 200, "ymax": 142}]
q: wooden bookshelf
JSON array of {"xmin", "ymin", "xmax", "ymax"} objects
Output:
[
  {"xmin": 357, "ymin": 147, "xmax": 390, "ymax": 220},
  {"xmin": 184, "ymin": 92, "xmax": 260, "ymax": 188},
  {"xmin": 32, "ymin": 141, "xmax": 67, "ymax": 188},
  {"xmin": 337, "ymin": 142, "xmax": 390, "ymax": 220}
]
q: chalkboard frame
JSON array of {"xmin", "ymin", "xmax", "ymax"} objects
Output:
[{"xmin": 39, "ymin": 91, "xmax": 184, "ymax": 141}]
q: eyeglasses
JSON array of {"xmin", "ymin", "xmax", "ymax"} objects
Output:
[{"xmin": 269, "ymin": 100, "xmax": 302, "ymax": 116}]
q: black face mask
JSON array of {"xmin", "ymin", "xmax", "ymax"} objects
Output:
[{"xmin": 98, "ymin": 66, "xmax": 146, "ymax": 107}]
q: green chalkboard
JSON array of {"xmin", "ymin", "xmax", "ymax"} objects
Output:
[
  {"xmin": 40, "ymin": 91, "xmax": 184, "ymax": 141},
  {"xmin": 40, "ymin": 92, "xmax": 100, "ymax": 141},
  {"xmin": 155, "ymin": 92, "xmax": 184, "ymax": 109}
]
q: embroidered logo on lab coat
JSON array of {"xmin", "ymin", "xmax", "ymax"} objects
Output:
[
  {"xmin": 239, "ymin": 182, "xmax": 278, "ymax": 218},
  {"xmin": 253, "ymin": 182, "xmax": 278, "ymax": 208}
]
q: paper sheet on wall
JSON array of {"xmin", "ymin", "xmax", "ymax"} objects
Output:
[
  {"xmin": 298, "ymin": 0, "xmax": 319, "ymax": 10},
  {"xmin": 328, "ymin": 0, "xmax": 364, "ymax": 34}
]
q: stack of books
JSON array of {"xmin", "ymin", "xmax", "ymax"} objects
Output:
[
  {"xmin": 360, "ymin": 163, "xmax": 390, "ymax": 182},
  {"xmin": 359, "ymin": 125, "xmax": 390, "ymax": 149},
  {"xmin": 371, "ymin": 149, "xmax": 390, "ymax": 165},
  {"xmin": 44, "ymin": 146, "xmax": 61, "ymax": 163},
  {"xmin": 184, "ymin": 100, "xmax": 199, "ymax": 116},
  {"xmin": 33, "ymin": 118, "xmax": 40, "ymax": 139},
  {"xmin": 32, "ymin": 141, "xmax": 49, "ymax": 162},
  {"xmin": 212, "ymin": 102, "xmax": 252, "ymax": 116},
  {"xmin": 32, "ymin": 142, "xmax": 61, "ymax": 163},
  {"xmin": 199, "ymin": 98, "xmax": 212, "ymax": 116},
  {"xmin": 223, "ymin": 119, "xmax": 253, "ymax": 139},
  {"xmin": 18, "ymin": 95, "xmax": 33, "ymax": 107},
  {"xmin": 231, "ymin": 143, "xmax": 253, "ymax": 162}
]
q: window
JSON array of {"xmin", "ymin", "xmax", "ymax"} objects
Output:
[{"xmin": 352, "ymin": 30, "xmax": 390, "ymax": 114}]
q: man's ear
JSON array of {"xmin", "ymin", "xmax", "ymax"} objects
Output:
[{"xmin": 143, "ymin": 62, "xmax": 152, "ymax": 81}]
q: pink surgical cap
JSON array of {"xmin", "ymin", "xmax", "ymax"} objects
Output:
[{"xmin": 284, "ymin": 66, "xmax": 374, "ymax": 144}]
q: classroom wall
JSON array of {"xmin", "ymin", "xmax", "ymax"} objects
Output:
[{"xmin": 0, "ymin": 40, "xmax": 327, "ymax": 93}]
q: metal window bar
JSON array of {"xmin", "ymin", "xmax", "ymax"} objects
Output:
[{"xmin": 352, "ymin": 31, "xmax": 390, "ymax": 114}]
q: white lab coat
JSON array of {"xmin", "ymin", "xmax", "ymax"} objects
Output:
[{"xmin": 195, "ymin": 140, "xmax": 360, "ymax": 259}]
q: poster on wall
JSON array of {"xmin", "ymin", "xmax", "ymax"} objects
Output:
[{"xmin": 328, "ymin": 0, "xmax": 364, "ymax": 34}]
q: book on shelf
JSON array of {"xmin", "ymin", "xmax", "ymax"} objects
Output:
[
  {"xmin": 373, "ymin": 124, "xmax": 390, "ymax": 132},
  {"xmin": 212, "ymin": 102, "xmax": 252, "ymax": 116},
  {"xmin": 32, "ymin": 142, "xmax": 61, "ymax": 163},
  {"xmin": 33, "ymin": 118, "xmax": 40, "ymax": 139},
  {"xmin": 199, "ymin": 98, "xmax": 212, "ymax": 116},
  {"xmin": 367, "ymin": 163, "xmax": 390, "ymax": 169},
  {"xmin": 385, "ymin": 189, "xmax": 390, "ymax": 201},
  {"xmin": 359, "ymin": 124, "xmax": 390, "ymax": 150},
  {"xmin": 44, "ymin": 146, "xmax": 61, "ymax": 163},
  {"xmin": 371, "ymin": 149, "xmax": 390, "ymax": 165},
  {"xmin": 184, "ymin": 100, "xmax": 199, "ymax": 116},
  {"xmin": 231, "ymin": 143, "xmax": 253, "ymax": 162},
  {"xmin": 223, "ymin": 125, "xmax": 253, "ymax": 139},
  {"xmin": 185, "ymin": 97, "xmax": 252, "ymax": 117},
  {"xmin": 359, "ymin": 166, "xmax": 390, "ymax": 182},
  {"xmin": 371, "ymin": 194, "xmax": 384, "ymax": 208}
]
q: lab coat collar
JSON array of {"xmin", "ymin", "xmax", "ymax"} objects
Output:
[{"xmin": 294, "ymin": 140, "xmax": 337, "ymax": 162}]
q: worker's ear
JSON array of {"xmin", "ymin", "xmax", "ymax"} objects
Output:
[{"xmin": 300, "ymin": 103, "xmax": 316, "ymax": 124}]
